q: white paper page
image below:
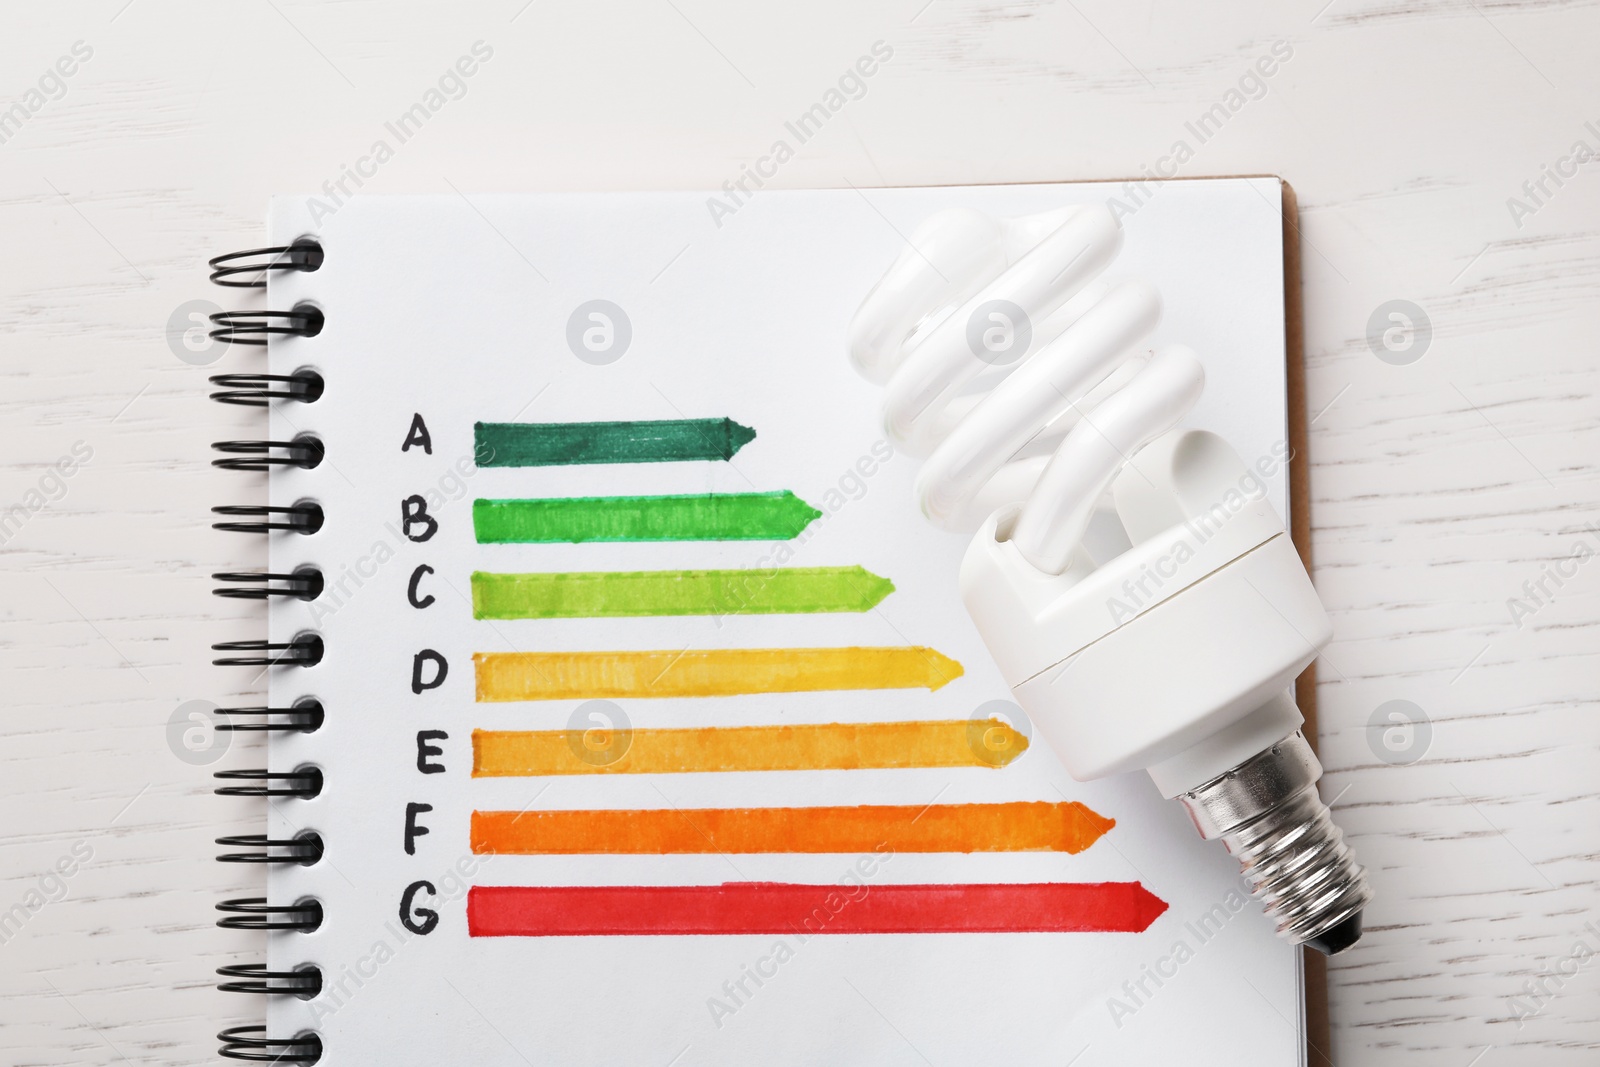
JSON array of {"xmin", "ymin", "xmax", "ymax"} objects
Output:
[{"xmin": 259, "ymin": 179, "xmax": 1298, "ymax": 1066}]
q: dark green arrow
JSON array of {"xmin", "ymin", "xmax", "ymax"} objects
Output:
[{"xmin": 474, "ymin": 418, "xmax": 756, "ymax": 467}]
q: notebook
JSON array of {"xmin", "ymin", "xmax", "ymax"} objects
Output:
[{"xmin": 208, "ymin": 177, "xmax": 1309, "ymax": 1066}]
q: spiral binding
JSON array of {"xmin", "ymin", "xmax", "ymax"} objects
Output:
[
  {"xmin": 210, "ymin": 307, "xmax": 325, "ymax": 346},
  {"xmin": 211, "ymin": 635, "xmax": 325, "ymax": 668},
  {"xmin": 210, "ymin": 371, "xmax": 325, "ymax": 407},
  {"xmin": 210, "ymin": 242, "xmax": 325, "ymax": 289},
  {"xmin": 211, "ymin": 503, "xmax": 324, "ymax": 535},
  {"xmin": 212, "ymin": 569, "xmax": 325, "ymax": 601},
  {"xmin": 214, "ymin": 767, "xmax": 324, "ymax": 798},
  {"xmin": 216, "ymin": 833, "xmax": 325, "ymax": 865},
  {"xmin": 218, "ymin": 1028, "xmax": 323, "ymax": 1064},
  {"xmin": 210, "ymin": 242, "xmax": 326, "ymax": 1063},
  {"xmin": 217, "ymin": 964, "xmax": 324, "ymax": 997},
  {"xmin": 211, "ymin": 435, "xmax": 324, "ymax": 471},
  {"xmin": 216, "ymin": 897, "xmax": 325, "ymax": 931},
  {"xmin": 215, "ymin": 700, "xmax": 326, "ymax": 734}
]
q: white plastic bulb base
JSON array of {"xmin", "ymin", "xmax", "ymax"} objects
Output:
[{"xmin": 959, "ymin": 430, "xmax": 1373, "ymax": 954}]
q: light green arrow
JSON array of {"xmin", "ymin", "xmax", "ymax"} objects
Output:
[{"xmin": 471, "ymin": 565, "xmax": 894, "ymax": 619}]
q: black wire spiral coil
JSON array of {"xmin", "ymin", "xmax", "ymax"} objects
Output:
[
  {"xmin": 212, "ymin": 569, "xmax": 325, "ymax": 601},
  {"xmin": 211, "ymin": 634, "xmax": 324, "ymax": 668},
  {"xmin": 209, "ymin": 242, "xmax": 324, "ymax": 289},
  {"xmin": 215, "ymin": 833, "xmax": 325, "ymax": 865},
  {"xmin": 210, "ymin": 243, "xmax": 326, "ymax": 1063},
  {"xmin": 209, "ymin": 306, "xmax": 326, "ymax": 346},
  {"xmin": 218, "ymin": 1027, "xmax": 323, "ymax": 1064},
  {"xmin": 217, "ymin": 964, "xmax": 324, "ymax": 998},
  {"xmin": 214, "ymin": 767, "xmax": 324, "ymax": 799},
  {"xmin": 211, "ymin": 503, "xmax": 324, "ymax": 535},
  {"xmin": 210, "ymin": 371, "xmax": 325, "ymax": 407},
  {"xmin": 215, "ymin": 700, "xmax": 326, "ymax": 734},
  {"xmin": 211, "ymin": 435, "xmax": 324, "ymax": 471},
  {"xmin": 216, "ymin": 898, "xmax": 324, "ymax": 932}
]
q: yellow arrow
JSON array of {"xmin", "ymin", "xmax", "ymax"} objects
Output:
[
  {"xmin": 473, "ymin": 646, "xmax": 964, "ymax": 702},
  {"xmin": 472, "ymin": 718, "xmax": 1028, "ymax": 776}
]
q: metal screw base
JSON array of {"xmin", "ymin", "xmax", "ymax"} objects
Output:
[{"xmin": 1175, "ymin": 732, "xmax": 1373, "ymax": 954}]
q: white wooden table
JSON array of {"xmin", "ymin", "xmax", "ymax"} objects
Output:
[{"xmin": 2, "ymin": 2, "xmax": 1596, "ymax": 1064}]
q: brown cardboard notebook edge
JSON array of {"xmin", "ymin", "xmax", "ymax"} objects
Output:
[{"xmin": 1278, "ymin": 178, "xmax": 1332, "ymax": 1067}]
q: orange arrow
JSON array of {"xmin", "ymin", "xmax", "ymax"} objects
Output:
[
  {"xmin": 472, "ymin": 718, "xmax": 1029, "ymax": 776},
  {"xmin": 471, "ymin": 801, "xmax": 1114, "ymax": 856}
]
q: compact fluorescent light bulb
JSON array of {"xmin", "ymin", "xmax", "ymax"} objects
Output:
[{"xmin": 849, "ymin": 202, "xmax": 1372, "ymax": 954}]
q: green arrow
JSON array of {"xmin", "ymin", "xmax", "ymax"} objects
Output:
[
  {"xmin": 474, "ymin": 418, "xmax": 757, "ymax": 468},
  {"xmin": 473, "ymin": 491, "xmax": 823, "ymax": 543},
  {"xmin": 471, "ymin": 565, "xmax": 895, "ymax": 619}
]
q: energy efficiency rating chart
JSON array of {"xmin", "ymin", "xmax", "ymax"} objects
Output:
[{"xmin": 460, "ymin": 416, "xmax": 1162, "ymax": 939}]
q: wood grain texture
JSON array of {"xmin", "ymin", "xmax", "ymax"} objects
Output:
[{"xmin": 1, "ymin": 1, "xmax": 1597, "ymax": 1064}]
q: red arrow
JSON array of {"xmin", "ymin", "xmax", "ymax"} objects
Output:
[{"xmin": 468, "ymin": 881, "xmax": 1167, "ymax": 936}]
